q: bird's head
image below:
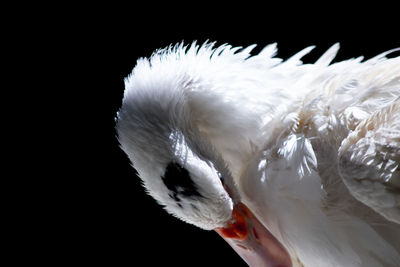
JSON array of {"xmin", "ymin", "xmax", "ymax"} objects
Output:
[{"xmin": 116, "ymin": 42, "xmax": 292, "ymax": 266}]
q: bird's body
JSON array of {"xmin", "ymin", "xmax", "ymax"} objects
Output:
[{"xmin": 117, "ymin": 42, "xmax": 400, "ymax": 266}]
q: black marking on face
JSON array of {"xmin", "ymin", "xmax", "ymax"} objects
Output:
[
  {"xmin": 162, "ymin": 162, "xmax": 203, "ymax": 203},
  {"xmin": 191, "ymin": 203, "xmax": 199, "ymax": 211},
  {"xmin": 168, "ymin": 192, "xmax": 181, "ymax": 202}
]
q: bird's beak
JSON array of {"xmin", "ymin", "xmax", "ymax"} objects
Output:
[{"xmin": 215, "ymin": 202, "xmax": 292, "ymax": 267}]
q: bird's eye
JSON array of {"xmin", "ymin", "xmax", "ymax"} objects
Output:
[
  {"xmin": 216, "ymin": 171, "xmax": 226, "ymax": 185},
  {"xmin": 162, "ymin": 162, "xmax": 203, "ymax": 203}
]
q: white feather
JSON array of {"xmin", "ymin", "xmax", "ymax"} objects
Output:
[{"xmin": 117, "ymin": 42, "xmax": 400, "ymax": 266}]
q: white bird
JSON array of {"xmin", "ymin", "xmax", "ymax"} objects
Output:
[{"xmin": 116, "ymin": 42, "xmax": 400, "ymax": 267}]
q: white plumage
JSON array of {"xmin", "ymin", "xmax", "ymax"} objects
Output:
[{"xmin": 117, "ymin": 42, "xmax": 400, "ymax": 266}]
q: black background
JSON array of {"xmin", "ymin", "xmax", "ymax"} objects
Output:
[{"xmin": 27, "ymin": 5, "xmax": 399, "ymax": 266}]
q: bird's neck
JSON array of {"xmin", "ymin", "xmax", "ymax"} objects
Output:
[{"xmin": 184, "ymin": 90, "xmax": 267, "ymax": 182}]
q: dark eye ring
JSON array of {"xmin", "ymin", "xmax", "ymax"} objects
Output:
[{"xmin": 162, "ymin": 162, "xmax": 203, "ymax": 199}]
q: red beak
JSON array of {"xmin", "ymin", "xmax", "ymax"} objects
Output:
[{"xmin": 215, "ymin": 202, "xmax": 292, "ymax": 267}]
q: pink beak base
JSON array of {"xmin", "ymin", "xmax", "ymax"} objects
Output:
[{"xmin": 215, "ymin": 203, "xmax": 292, "ymax": 267}]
